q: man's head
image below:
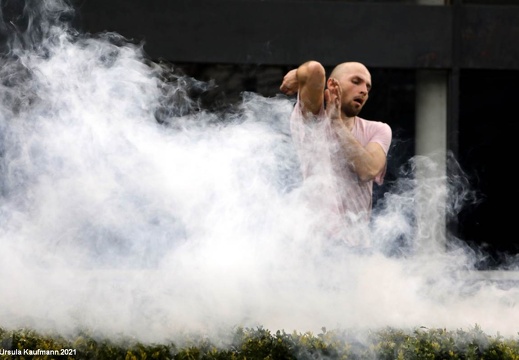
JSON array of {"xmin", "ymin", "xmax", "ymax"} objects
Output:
[{"xmin": 328, "ymin": 62, "xmax": 372, "ymax": 117}]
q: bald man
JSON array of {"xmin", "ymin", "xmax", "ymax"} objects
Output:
[{"xmin": 280, "ymin": 60, "xmax": 392, "ymax": 247}]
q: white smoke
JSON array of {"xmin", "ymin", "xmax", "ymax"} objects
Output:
[{"xmin": 0, "ymin": 0, "xmax": 517, "ymax": 346}]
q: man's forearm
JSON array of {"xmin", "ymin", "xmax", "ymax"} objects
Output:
[{"xmin": 331, "ymin": 122, "xmax": 383, "ymax": 182}]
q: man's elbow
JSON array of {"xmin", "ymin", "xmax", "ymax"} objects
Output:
[
  {"xmin": 357, "ymin": 164, "xmax": 385, "ymax": 183},
  {"xmin": 358, "ymin": 172, "xmax": 377, "ymax": 183},
  {"xmin": 299, "ymin": 61, "xmax": 325, "ymax": 82}
]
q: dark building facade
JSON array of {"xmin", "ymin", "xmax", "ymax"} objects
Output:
[{"xmin": 18, "ymin": 0, "xmax": 519, "ymax": 265}]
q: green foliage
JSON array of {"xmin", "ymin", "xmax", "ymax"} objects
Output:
[
  {"xmin": 1, "ymin": 324, "xmax": 519, "ymax": 359},
  {"xmin": 372, "ymin": 325, "xmax": 519, "ymax": 360}
]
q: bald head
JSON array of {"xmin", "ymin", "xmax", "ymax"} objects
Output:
[
  {"xmin": 327, "ymin": 61, "xmax": 372, "ymax": 117},
  {"xmin": 330, "ymin": 62, "xmax": 371, "ymax": 82}
]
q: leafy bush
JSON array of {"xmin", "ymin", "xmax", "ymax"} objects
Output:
[{"xmin": 1, "ymin": 325, "xmax": 518, "ymax": 359}]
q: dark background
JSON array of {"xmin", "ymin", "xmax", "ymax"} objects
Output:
[
  {"xmin": 158, "ymin": 65, "xmax": 519, "ymax": 268},
  {"xmin": 74, "ymin": 0, "xmax": 519, "ymax": 266},
  {"xmin": 458, "ymin": 69, "xmax": 519, "ymax": 265},
  {"xmin": 3, "ymin": 0, "xmax": 516, "ymax": 266}
]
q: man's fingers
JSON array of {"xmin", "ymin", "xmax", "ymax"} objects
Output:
[
  {"xmin": 324, "ymin": 88, "xmax": 330, "ymax": 102},
  {"xmin": 280, "ymin": 84, "xmax": 291, "ymax": 94}
]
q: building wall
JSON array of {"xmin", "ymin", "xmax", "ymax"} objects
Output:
[
  {"xmin": 73, "ymin": 0, "xmax": 519, "ymax": 265},
  {"xmin": 1, "ymin": 0, "xmax": 512, "ymax": 264}
]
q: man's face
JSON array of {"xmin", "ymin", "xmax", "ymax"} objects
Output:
[{"xmin": 339, "ymin": 67, "xmax": 372, "ymax": 117}]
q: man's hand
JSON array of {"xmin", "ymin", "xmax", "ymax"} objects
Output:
[
  {"xmin": 280, "ymin": 69, "xmax": 299, "ymax": 95},
  {"xmin": 325, "ymin": 78, "xmax": 341, "ymax": 123}
]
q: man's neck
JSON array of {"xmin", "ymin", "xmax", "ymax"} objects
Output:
[{"xmin": 342, "ymin": 115, "xmax": 356, "ymax": 132}]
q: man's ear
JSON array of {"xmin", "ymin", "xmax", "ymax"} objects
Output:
[
  {"xmin": 324, "ymin": 88, "xmax": 330, "ymax": 107},
  {"xmin": 326, "ymin": 78, "xmax": 333, "ymax": 88}
]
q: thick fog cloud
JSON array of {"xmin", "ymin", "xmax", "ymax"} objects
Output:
[{"xmin": 0, "ymin": 0, "xmax": 517, "ymax": 345}]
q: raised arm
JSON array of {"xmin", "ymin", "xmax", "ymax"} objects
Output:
[
  {"xmin": 326, "ymin": 77, "xmax": 389, "ymax": 183},
  {"xmin": 280, "ymin": 61, "xmax": 326, "ymax": 116}
]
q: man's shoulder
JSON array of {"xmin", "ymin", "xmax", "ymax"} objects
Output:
[
  {"xmin": 291, "ymin": 98, "xmax": 326, "ymax": 122},
  {"xmin": 357, "ymin": 117, "xmax": 391, "ymax": 132},
  {"xmin": 357, "ymin": 116, "xmax": 388, "ymax": 125}
]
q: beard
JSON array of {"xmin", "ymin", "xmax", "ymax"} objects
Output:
[{"xmin": 342, "ymin": 102, "xmax": 363, "ymax": 117}]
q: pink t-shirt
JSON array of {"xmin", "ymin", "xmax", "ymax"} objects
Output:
[{"xmin": 290, "ymin": 99, "xmax": 392, "ymax": 246}]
